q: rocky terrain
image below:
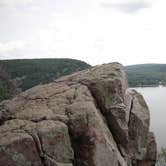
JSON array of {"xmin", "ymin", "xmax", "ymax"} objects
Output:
[{"xmin": 0, "ymin": 63, "xmax": 156, "ymax": 166}]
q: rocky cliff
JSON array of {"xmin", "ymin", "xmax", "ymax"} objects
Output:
[{"xmin": 0, "ymin": 63, "xmax": 157, "ymax": 166}]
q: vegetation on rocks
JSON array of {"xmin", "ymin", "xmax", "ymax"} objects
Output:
[{"xmin": 156, "ymin": 148, "xmax": 166, "ymax": 166}]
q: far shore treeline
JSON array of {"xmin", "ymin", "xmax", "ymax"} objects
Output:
[
  {"xmin": 1, "ymin": 59, "xmax": 166, "ymax": 101},
  {"xmin": 125, "ymin": 64, "xmax": 166, "ymax": 87},
  {"xmin": 0, "ymin": 58, "xmax": 91, "ymax": 101}
]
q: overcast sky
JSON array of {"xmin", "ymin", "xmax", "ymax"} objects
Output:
[{"xmin": 0, "ymin": 0, "xmax": 166, "ymax": 66}]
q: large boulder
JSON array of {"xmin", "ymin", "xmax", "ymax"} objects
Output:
[{"xmin": 0, "ymin": 63, "xmax": 157, "ymax": 166}]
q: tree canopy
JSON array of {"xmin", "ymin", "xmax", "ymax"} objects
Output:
[
  {"xmin": 0, "ymin": 58, "xmax": 91, "ymax": 101},
  {"xmin": 125, "ymin": 64, "xmax": 166, "ymax": 87}
]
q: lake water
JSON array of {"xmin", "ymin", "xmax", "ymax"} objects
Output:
[{"xmin": 134, "ymin": 87, "xmax": 166, "ymax": 150}]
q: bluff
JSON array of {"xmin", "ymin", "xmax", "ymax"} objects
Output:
[{"xmin": 0, "ymin": 63, "xmax": 157, "ymax": 166}]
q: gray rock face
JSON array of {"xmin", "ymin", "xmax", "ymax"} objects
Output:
[{"xmin": 0, "ymin": 63, "xmax": 157, "ymax": 166}]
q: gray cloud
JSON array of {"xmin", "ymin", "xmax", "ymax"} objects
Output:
[
  {"xmin": 0, "ymin": 0, "xmax": 32, "ymax": 7},
  {"xmin": 100, "ymin": 1, "xmax": 150, "ymax": 13}
]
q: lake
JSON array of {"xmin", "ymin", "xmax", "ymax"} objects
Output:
[{"xmin": 134, "ymin": 87, "xmax": 166, "ymax": 150}]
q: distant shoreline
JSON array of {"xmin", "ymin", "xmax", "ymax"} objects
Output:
[{"xmin": 130, "ymin": 85, "xmax": 166, "ymax": 88}]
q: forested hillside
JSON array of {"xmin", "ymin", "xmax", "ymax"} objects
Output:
[
  {"xmin": 1, "ymin": 61, "xmax": 166, "ymax": 101},
  {"xmin": 126, "ymin": 64, "xmax": 166, "ymax": 87},
  {"xmin": 0, "ymin": 58, "xmax": 91, "ymax": 101},
  {"xmin": 0, "ymin": 66, "xmax": 17, "ymax": 101}
]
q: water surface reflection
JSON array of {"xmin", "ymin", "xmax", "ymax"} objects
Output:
[{"xmin": 134, "ymin": 87, "xmax": 166, "ymax": 150}]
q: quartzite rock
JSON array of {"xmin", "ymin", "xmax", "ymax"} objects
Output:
[{"xmin": 0, "ymin": 63, "xmax": 157, "ymax": 166}]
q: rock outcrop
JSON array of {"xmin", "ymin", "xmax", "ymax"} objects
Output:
[{"xmin": 0, "ymin": 63, "xmax": 157, "ymax": 166}]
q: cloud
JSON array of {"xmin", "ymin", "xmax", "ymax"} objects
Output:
[
  {"xmin": 0, "ymin": 0, "xmax": 33, "ymax": 7},
  {"xmin": 1, "ymin": 0, "xmax": 166, "ymax": 66},
  {"xmin": 100, "ymin": 0, "xmax": 153, "ymax": 13},
  {"xmin": 0, "ymin": 41, "xmax": 27, "ymax": 59},
  {"xmin": 101, "ymin": 2, "xmax": 148, "ymax": 12}
]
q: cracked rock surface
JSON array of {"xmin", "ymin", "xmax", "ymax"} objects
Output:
[{"xmin": 0, "ymin": 63, "xmax": 157, "ymax": 166}]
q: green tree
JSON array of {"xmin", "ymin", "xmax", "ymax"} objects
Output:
[
  {"xmin": 156, "ymin": 148, "xmax": 166, "ymax": 166},
  {"xmin": 0, "ymin": 65, "xmax": 16, "ymax": 101},
  {"xmin": 0, "ymin": 59, "xmax": 91, "ymax": 91}
]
